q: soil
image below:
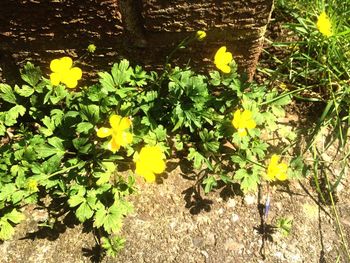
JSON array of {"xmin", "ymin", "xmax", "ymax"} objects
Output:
[{"xmin": 1, "ymin": 1, "xmax": 350, "ymax": 263}]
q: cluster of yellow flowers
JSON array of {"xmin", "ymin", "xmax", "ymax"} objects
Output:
[
  {"xmin": 52, "ymin": 34, "xmax": 288, "ymax": 184},
  {"xmin": 96, "ymin": 114, "xmax": 166, "ymax": 182},
  {"xmin": 50, "ymin": 57, "xmax": 82, "ymax": 88}
]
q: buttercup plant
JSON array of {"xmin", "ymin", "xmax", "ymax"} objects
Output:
[{"xmin": 0, "ymin": 30, "xmax": 299, "ymax": 257}]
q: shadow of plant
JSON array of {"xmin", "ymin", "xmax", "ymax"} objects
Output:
[{"xmin": 182, "ymin": 186, "xmax": 213, "ymax": 215}]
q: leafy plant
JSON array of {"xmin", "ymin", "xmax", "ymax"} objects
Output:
[
  {"xmin": 0, "ymin": 35, "xmax": 300, "ymax": 257},
  {"xmin": 276, "ymin": 217, "xmax": 293, "ymax": 236}
]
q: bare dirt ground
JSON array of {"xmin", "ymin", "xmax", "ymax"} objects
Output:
[
  {"xmin": 1, "ymin": 152, "xmax": 350, "ymax": 263},
  {"xmin": 1, "ymin": 1, "xmax": 350, "ymax": 263}
]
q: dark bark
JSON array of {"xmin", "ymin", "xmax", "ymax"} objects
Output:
[
  {"xmin": 121, "ymin": 0, "xmax": 274, "ymax": 79},
  {"xmin": 0, "ymin": 0, "xmax": 273, "ymax": 82}
]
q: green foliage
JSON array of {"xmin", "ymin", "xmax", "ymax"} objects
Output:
[
  {"xmin": 0, "ymin": 52, "xmax": 297, "ymax": 256},
  {"xmin": 276, "ymin": 217, "xmax": 293, "ymax": 236}
]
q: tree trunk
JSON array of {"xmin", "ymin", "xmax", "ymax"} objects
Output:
[
  {"xmin": 0, "ymin": 0, "xmax": 273, "ymax": 82},
  {"xmin": 121, "ymin": 0, "xmax": 274, "ymax": 79}
]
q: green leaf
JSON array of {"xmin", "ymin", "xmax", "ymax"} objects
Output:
[
  {"xmin": 94, "ymin": 205, "xmax": 107, "ymax": 229},
  {"xmin": 4, "ymin": 105, "xmax": 26, "ymax": 126},
  {"xmin": 76, "ymin": 202, "xmax": 94, "ymax": 222},
  {"xmin": 42, "ymin": 154, "xmax": 62, "ymax": 174},
  {"xmin": 39, "ymin": 116, "xmax": 55, "ymax": 136},
  {"xmin": 271, "ymin": 94, "xmax": 292, "ymax": 106},
  {"xmin": 271, "ymin": 105, "xmax": 285, "ymax": 118},
  {"xmin": 11, "ymin": 190, "xmax": 25, "ymax": 204},
  {"xmin": 187, "ymin": 148, "xmax": 205, "ymax": 170},
  {"xmin": 203, "ymin": 175, "xmax": 217, "ymax": 193},
  {"xmin": 0, "ymin": 209, "xmax": 25, "ymax": 240},
  {"xmin": 76, "ymin": 122, "xmax": 94, "ymax": 134},
  {"xmin": 72, "ymin": 137, "xmax": 92, "ymax": 154},
  {"xmin": 111, "ymin": 59, "xmax": 133, "ymax": 87},
  {"xmin": 0, "ymin": 84, "xmax": 17, "ymax": 104},
  {"xmin": 101, "ymin": 236, "xmax": 125, "ymax": 257},
  {"xmin": 68, "ymin": 195, "xmax": 85, "ymax": 207},
  {"xmin": 36, "ymin": 137, "xmax": 65, "ymax": 158},
  {"xmin": 15, "ymin": 85, "xmax": 35, "ymax": 97},
  {"xmin": 94, "ymin": 200, "xmax": 132, "ymax": 234},
  {"xmin": 276, "ymin": 217, "xmax": 293, "ymax": 236},
  {"xmin": 0, "ymin": 184, "xmax": 17, "ymax": 202},
  {"xmin": 209, "ymin": 71, "xmax": 221, "ymax": 86},
  {"xmin": 48, "ymin": 137, "xmax": 64, "ymax": 151},
  {"xmin": 79, "ymin": 104, "xmax": 100, "ymax": 124},
  {"xmin": 98, "ymin": 72, "xmax": 115, "ymax": 92},
  {"xmin": 48, "ymin": 85, "xmax": 69, "ymax": 104},
  {"xmin": 231, "ymin": 155, "xmax": 247, "ymax": 168},
  {"xmin": 20, "ymin": 62, "xmax": 42, "ymax": 87},
  {"xmin": 0, "ymin": 220, "xmax": 15, "ymax": 240},
  {"xmin": 51, "ymin": 109, "xmax": 64, "ymax": 126},
  {"xmin": 10, "ymin": 165, "xmax": 27, "ymax": 177},
  {"xmin": 6, "ymin": 209, "xmax": 25, "ymax": 224},
  {"xmin": 235, "ymin": 169, "xmax": 259, "ymax": 193},
  {"xmin": 95, "ymin": 172, "xmax": 111, "ymax": 186}
]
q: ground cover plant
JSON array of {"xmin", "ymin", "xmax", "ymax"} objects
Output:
[
  {"xmin": 0, "ymin": 32, "xmax": 301, "ymax": 257},
  {"xmin": 0, "ymin": 0, "xmax": 349, "ymax": 261}
]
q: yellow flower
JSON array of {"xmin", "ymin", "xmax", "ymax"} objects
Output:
[
  {"xmin": 134, "ymin": 145, "xmax": 166, "ymax": 183},
  {"xmin": 232, "ymin": 109, "xmax": 256, "ymax": 137},
  {"xmin": 27, "ymin": 179, "xmax": 38, "ymax": 192},
  {"xmin": 196, "ymin": 30, "xmax": 206, "ymax": 41},
  {"xmin": 316, "ymin": 11, "xmax": 332, "ymax": 37},
  {"xmin": 96, "ymin": 115, "xmax": 133, "ymax": 153},
  {"xmin": 50, "ymin": 57, "xmax": 82, "ymax": 88},
  {"xmin": 265, "ymin": 154, "xmax": 288, "ymax": 181},
  {"xmin": 214, "ymin": 46, "xmax": 233, "ymax": 73},
  {"xmin": 87, "ymin": 44, "xmax": 96, "ymax": 53}
]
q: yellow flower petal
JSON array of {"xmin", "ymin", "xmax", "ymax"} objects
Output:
[
  {"xmin": 276, "ymin": 163, "xmax": 288, "ymax": 181},
  {"xmin": 108, "ymin": 137, "xmax": 120, "ymax": 153},
  {"xmin": 232, "ymin": 110, "xmax": 241, "ymax": 129},
  {"xmin": 119, "ymin": 117, "xmax": 132, "ymax": 131},
  {"xmin": 266, "ymin": 155, "xmax": 288, "ymax": 181},
  {"xmin": 317, "ymin": 11, "xmax": 332, "ymax": 37},
  {"xmin": 218, "ymin": 64, "xmax": 231, "ymax": 74},
  {"xmin": 109, "ymin": 115, "xmax": 122, "ymax": 131},
  {"xmin": 50, "ymin": 72, "xmax": 61, "ymax": 86},
  {"xmin": 70, "ymin": 67, "xmax": 83, "ymax": 80},
  {"xmin": 214, "ymin": 46, "xmax": 233, "ymax": 73},
  {"xmin": 134, "ymin": 145, "xmax": 166, "ymax": 182},
  {"xmin": 214, "ymin": 46, "xmax": 227, "ymax": 62},
  {"xmin": 97, "ymin": 127, "xmax": 112, "ymax": 138},
  {"xmin": 270, "ymin": 154, "xmax": 280, "ymax": 166},
  {"xmin": 115, "ymin": 131, "xmax": 133, "ymax": 147},
  {"xmin": 135, "ymin": 162, "xmax": 156, "ymax": 182},
  {"xmin": 246, "ymin": 119, "xmax": 256, "ymax": 129},
  {"xmin": 50, "ymin": 59, "xmax": 61, "ymax": 73},
  {"xmin": 63, "ymin": 78, "xmax": 78, "ymax": 88},
  {"xmin": 60, "ymin": 57, "xmax": 73, "ymax": 70},
  {"xmin": 238, "ymin": 128, "xmax": 247, "ymax": 137}
]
